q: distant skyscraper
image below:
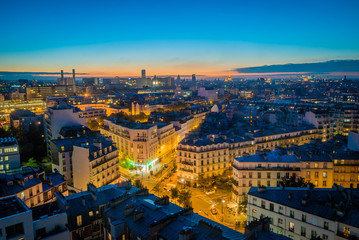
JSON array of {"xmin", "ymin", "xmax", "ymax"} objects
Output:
[
  {"xmin": 177, "ymin": 74, "xmax": 181, "ymax": 81},
  {"xmin": 192, "ymin": 74, "xmax": 196, "ymax": 82},
  {"xmin": 141, "ymin": 69, "xmax": 146, "ymax": 78},
  {"xmin": 72, "ymin": 69, "xmax": 76, "ymax": 93}
]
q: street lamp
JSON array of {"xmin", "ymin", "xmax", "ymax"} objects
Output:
[{"xmin": 222, "ymin": 200, "xmax": 226, "ymax": 222}]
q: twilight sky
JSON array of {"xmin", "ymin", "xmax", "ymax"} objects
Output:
[{"xmin": 1, "ymin": 0, "xmax": 359, "ymax": 78}]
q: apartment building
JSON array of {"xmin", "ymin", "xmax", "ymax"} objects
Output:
[
  {"xmin": 171, "ymin": 111, "xmax": 208, "ymax": 141},
  {"xmin": 0, "ymin": 137, "xmax": 21, "ymax": 172},
  {"xmin": 333, "ymin": 151, "xmax": 359, "ymax": 189},
  {"xmin": 304, "ymin": 110, "xmax": 336, "ymax": 141},
  {"xmin": 100, "ymin": 119, "xmax": 177, "ymax": 173},
  {"xmin": 44, "ymin": 103, "xmax": 87, "ymax": 161},
  {"xmin": 0, "ymin": 195, "xmax": 70, "ymax": 240},
  {"xmin": 247, "ymin": 186, "xmax": 359, "ymax": 240},
  {"xmin": 178, "ymin": 125, "xmax": 318, "ymax": 187},
  {"xmin": 77, "ymin": 106, "xmax": 106, "ymax": 122},
  {"xmin": 0, "ymin": 167, "xmax": 68, "ymax": 208},
  {"xmin": 72, "ymin": 137, "xmax": 119, "ymax": 191},
  {"xmin": 232, "ymin": 144, "xmax": 337, "ymax": 201},
  {"xmin": 9, "ymin": 109, "xmax": 43, "ymax": 130},
  {"xmin": 232, "ymin": 151, "xmax": 301, "ymax": 202},
  {"xmin": 177, "ymin": 136, "xmax": 229, "ymax": 186}
]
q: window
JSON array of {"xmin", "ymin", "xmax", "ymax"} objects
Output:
[
  {"xmin": 278, "ymin": 218, "xmax": 283, "ymax": 224},
  {"xmin": 306, "ymin": 171, "xmax": 310, "ymax": 178},
  {"xmin": 311, "ymin": 230, "xmax": 317, "ymax": 238},
  {"xmin": 324, "ymin": 163, "xmax": 327, "ymax": 169},
  {"xmin": 302, "ymin": 214, "xmax": 306, "ymax": 222},
  {"xmin": 323, "ymin": 171, "xmax": 327, "ymax": 178},
  {"xmin": 258, "ymin": 172, "xmax": 261, "ymax": 178},
  {"xmin": 322, "ymin": 234, "xmax": 328, "ymax": 240},
  {"xmin": 301, "ymin": 226, "xmax": 306, "ymax": 236},
  {"xmin": 249, "ymin": 172, "xmax": 252, "ymax": 178},
  {"xmin": 267, "ymin": 181, "xmax": 270, "ymax": 187},
  {"xmin": 270, "ymin": 203, "xmax": 274, "ymax": 211},
  {"xmin": 36, "ymin": 227, "xmax": 46, "ymax": 238},
  {"xmin": 315, "ymin": 163, "xmax": 318, "ymax": 168},
  {"xmin": 5, "ymin": 223, "xmax": 24, "ymax": 239},
  {"xmin": 77, "ymin": 215, "xmax": 82, "ymax": 226},
  {"xmin": 279, "ymin": 206, "xmax": 283, "ymax": 214},
  {"xmin": 323, "ymin": 180, "xmax": 327, "ymax": 187},
  {"xmin": 261, "ymin": 200, "xmax": 265, "ymax": 208},
  {"xmin": 290, "ymin": 210, "xmax": 294, "ymax": 218},
  {"xmin": 343, "ymin": 226, "xmax": 350, "ymax": 237},
  {"xmin": 289, "ymin": 222, "xmax": 294, "ymax": 232},
  {"xmin": 267, "ymin": 173, "xmax": 271, "ymax": 178},
  {"xmin": 324, "ymin": 221, "xmax": 329, "ymax": 230},
  {"xmin": 277, "ymin": 172, "xmax": 280, "ymax": 179},
  {"xmin": 89, "ymin": 211, "xmax": 93, "ymax": 217},
  {"xmin": 315, "ymin": 172, "xmax": 319, "ymax": 178}
]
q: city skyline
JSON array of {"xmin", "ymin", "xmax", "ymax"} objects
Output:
[{"xmin": 1, "ymin": 0, "xmax": 359, "ymax": 78}]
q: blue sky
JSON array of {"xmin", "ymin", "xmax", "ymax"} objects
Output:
[{"xmin": 1, "ymin": 0, "xmax": 359, "ymax": 77}]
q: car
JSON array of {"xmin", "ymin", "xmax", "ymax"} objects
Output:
[
  {"xmin": 205, "ymin": 189, "xmax": 216, "ymax": 195},
  {"xmin": 210, "ymin": 207, "xmax": 218, "ymax": 215}
]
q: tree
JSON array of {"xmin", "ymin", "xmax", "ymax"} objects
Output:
[
  {"xmin": 23, "ymin": 157, "xmax": 39, "ymax": 167},
  {"xmin": 88, "ymin": 120, "xmax": 100, "ymax": 131},
  {"xmin": 280, "ymin": 176, "xmax": 309, "ymax": 187},
  {"xmin": 134, "ymin": 179, "xmax": 145, "ymax": 189},
  {"xmin": 170, "ymin": 187, "xmax": 179, "ymax": 203},
  {"xmin": 178, "ymin": 189, "xmax": 192, "ymax": 208}
]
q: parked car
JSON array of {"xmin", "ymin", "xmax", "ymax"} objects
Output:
[{"xmin": 205, "ymin": 189, "xmax": 216, "ymax": 195}]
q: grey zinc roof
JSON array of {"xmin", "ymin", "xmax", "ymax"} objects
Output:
[{"xmin": 248, "ymin": 187, "xmax": 359, "ymax": 229}]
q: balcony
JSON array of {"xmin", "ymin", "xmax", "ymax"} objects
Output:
[
  {"xmin": 181, "ymin": 161, "xmax": 194, "ymax": 166},
  {"xmin": 179, "ymin": 168, "xmax": 193, "ymax": 173},
  {"xmin": 337, "ymin": 231, "xmax": 359, "ymax": 240}
]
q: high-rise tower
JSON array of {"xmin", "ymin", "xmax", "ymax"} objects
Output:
[
  {"xmin": 72, "ymin": 69, "xmax": 76, "ymax": 93},
  {"xmin": 141, "ymin": 69, "xmax": 146, "ymax": 78}
]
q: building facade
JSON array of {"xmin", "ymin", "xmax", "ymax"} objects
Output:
[
  {"xmin": 0, "ymin": 137, "xmax": 21, "ymax": 172},
  {"xmin": 247, "ymin": 186, "xmax": 359, "ymax": 240}
]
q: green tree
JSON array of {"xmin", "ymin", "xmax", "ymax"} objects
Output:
[
  {"xmin": 178, "ymin": 189, "xmax": 192, "ymax": 208},
  {"xmin": 170, "ymin": 187, "xmax": 179, "ymax": 203},
  {"xmin": 280, "ymin": 176, "xmax": 309, "ymax": 187},
  {"xmin": 134, "ymin": 179, "xmax": 145, "ymax": 189},
  {"xmin": 23, "ymin": 157, "xmax": 39, "ymax": 167},
  {"xmin": 88, "ymin": 120, "xmax": 100, "ymax": 131}
]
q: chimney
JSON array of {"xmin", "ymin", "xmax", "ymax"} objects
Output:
[
  {"xmin": 133, "ymin": 209, "xmax": 144, "ymax": 221},
  {"xmin": 72, "ymin": 69, "xmax": 76, "ymax": 93},
  {"xmin": 87, "ymin": 183, "xmax": 97, "ymax": 201},
  {"xmin": 179, "ymin": 227, "xmax": 193, "ymax": 240},
  {"xmin": 125, "ymin": 204, "xmax": 134, "ymax": 216}
]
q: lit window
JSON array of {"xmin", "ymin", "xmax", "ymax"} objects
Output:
[
  {"xmin": 77, "ymin": 215, "xmax": 82, "ymax": 226},
  {"xmin": 323, "ymin": 172, "xmax": 327, "ymax": 178},
  {"xmin": 89, "ymin": 211, "xmax": 93, "ymax": 216}
]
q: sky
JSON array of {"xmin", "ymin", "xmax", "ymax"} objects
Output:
[{"xmin": 1, "ymin": 0, "xmax": 359, "ymax": 79}]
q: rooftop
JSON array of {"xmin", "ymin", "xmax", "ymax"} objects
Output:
[
  {"xmin": 248, "ymin": 186, "xmax": 359, "ymax": 229},
  {"xmin": 0, "ymin": 195, "xmax": 29, "ymax": 219},
  {"xmin": 0, "ymin": 137, "xmax": 18, "ymax": 148},
  {"xmin": 106, "ymin": 118, "xmax": 155, "ymax": 129}
]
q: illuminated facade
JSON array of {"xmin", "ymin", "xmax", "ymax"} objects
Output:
[
  {"xmin": 100, "ymin": 119, "xmax": 177, "ymax": 173},
  {"xmin": 247, "ymin": 186, "xmax": 359, "ymax": 240},
  {"xmin": 0, "ymin": 137, "xmax": 21, "ymax": 172},
  {"xmin": 72, "ymin": 138, "xmax": 119, "ymax": 191},
  {"xmin": 177, "ymin": 137, "xmax": 229, "ymax": 186}
]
